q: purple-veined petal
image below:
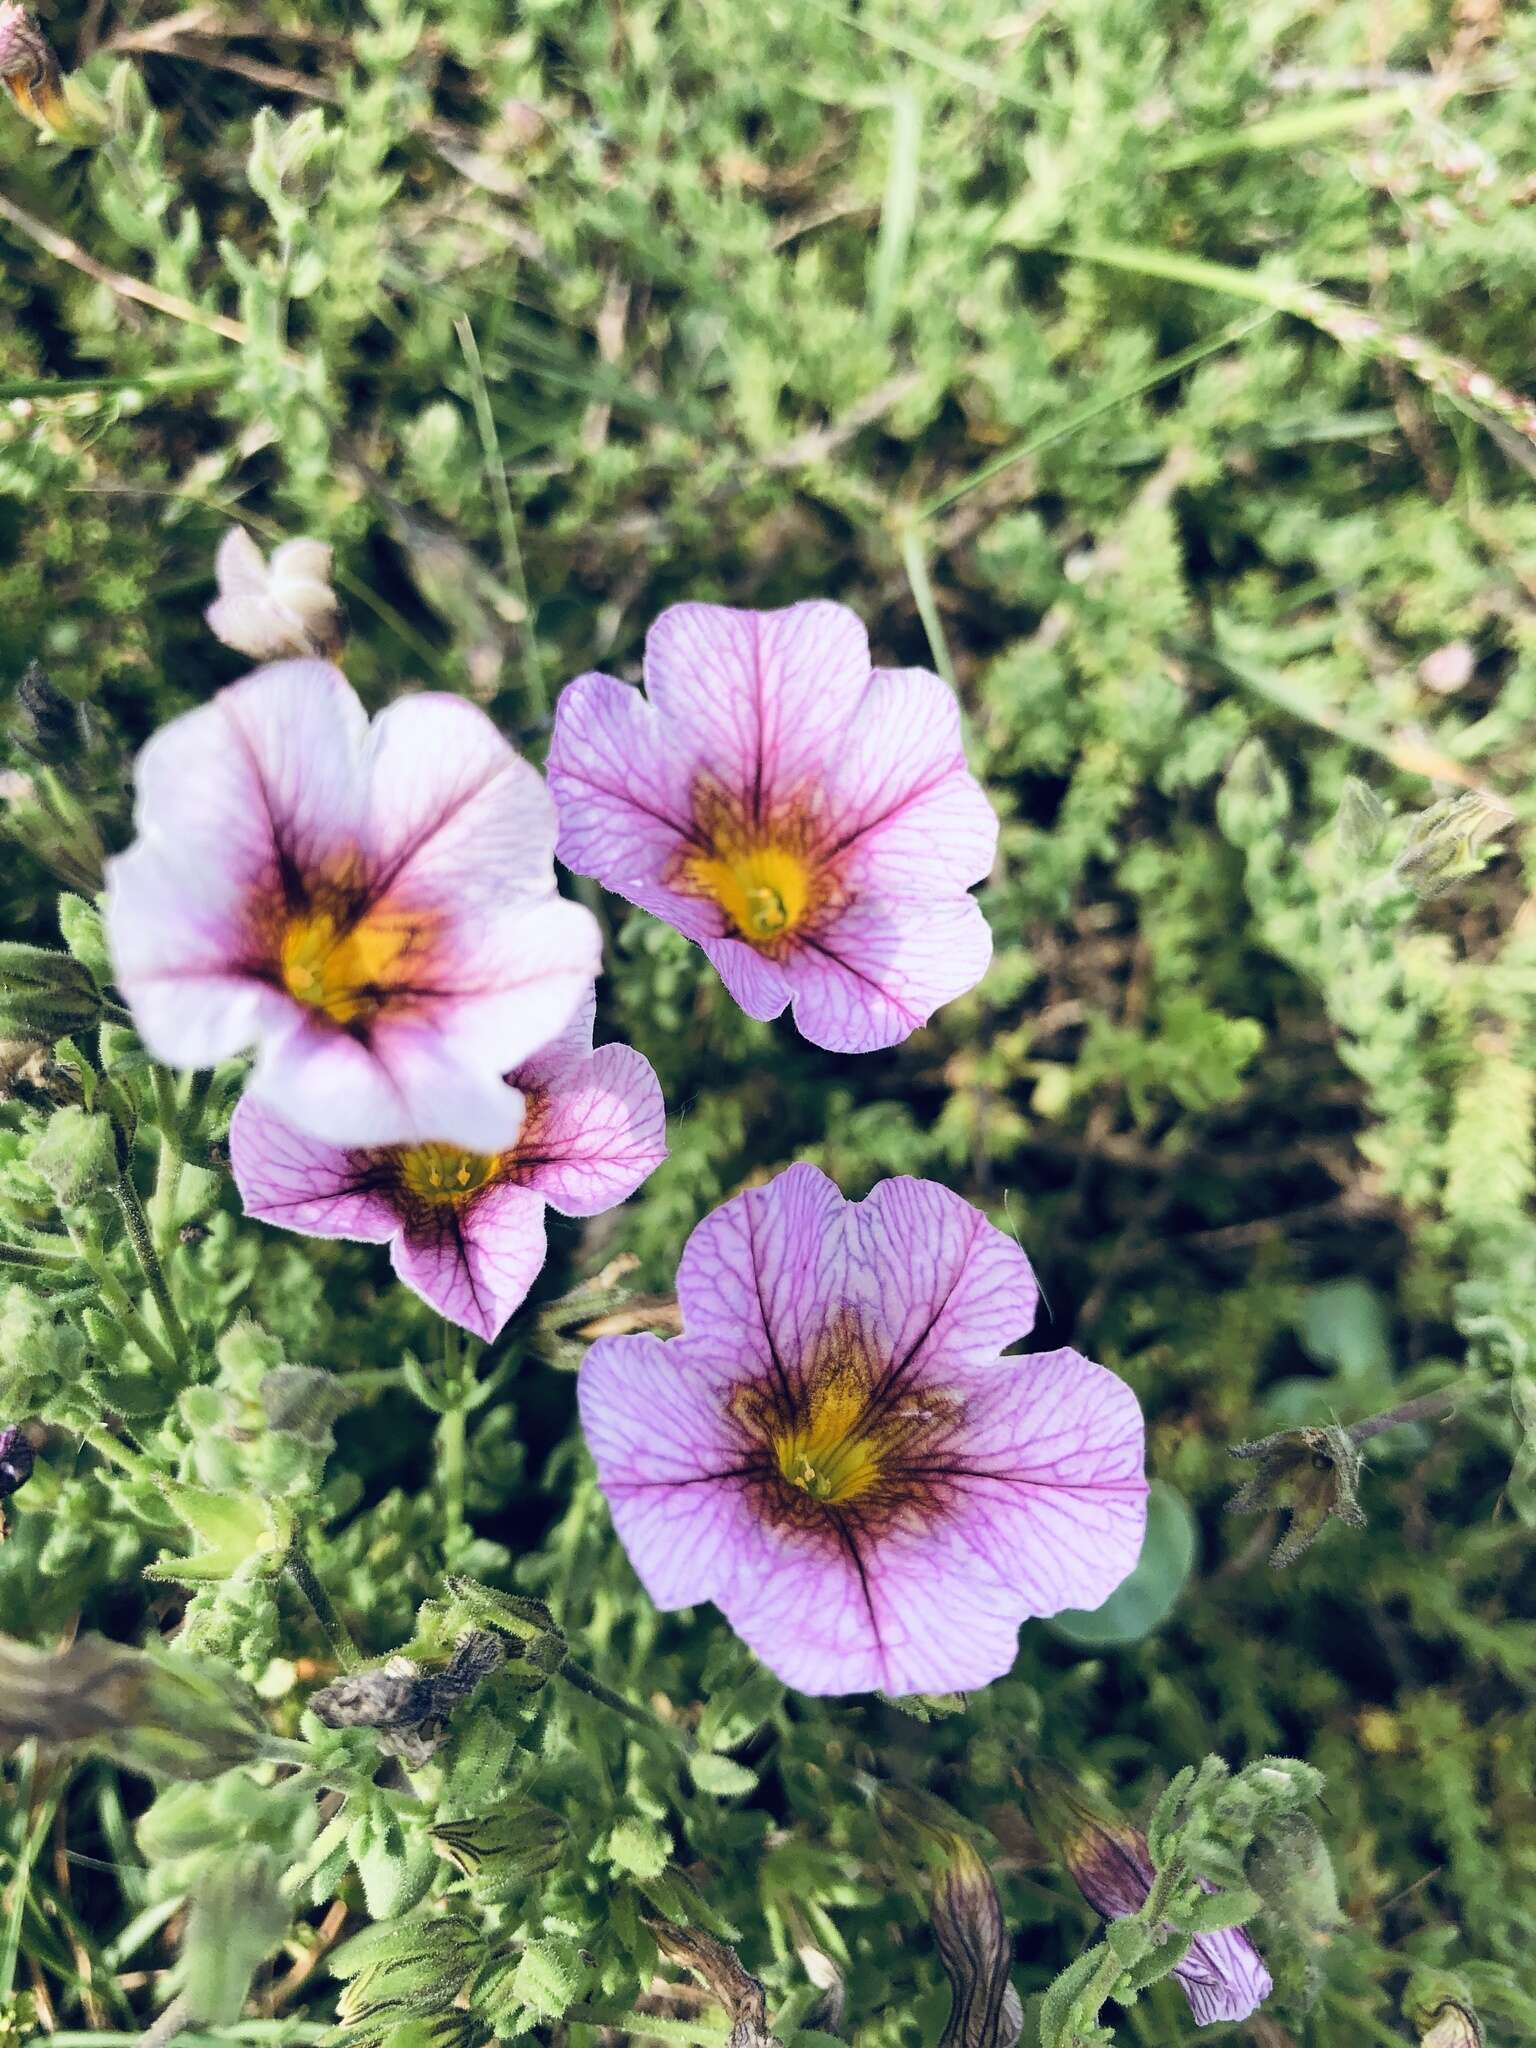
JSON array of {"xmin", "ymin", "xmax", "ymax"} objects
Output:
[
  {"xmin": 847, "ymin": 1176, "xmax": 1039, "ymax": 1380},
  {"xmin": 229, "ymin": 1096, "xmax": 398, "ymax": 1242},
  {"xmin": 1175, "ymin": 1925, "xmax": 1274, "ymax": 2027},
  {"xmin": 391, "ymin": 1181, "xmax": 548, "ymax": 1343},
  {"xmin": 546, "ymin": 671, "xmax": 701, "ymax": 897},
  {"xmin": 785, "ymin": 893, "xmax": 993, "ymax": 1054},
  {"xmin": 643, "ymin": 601, "xmax": 871, "ymax": 804},
  {"xmin": 699, "ymin": 933, "xmax": 794, "ymax": 1023},
  {"xmin": 673, "ymin": 1163, "xmax": 849, "ymax": 1393},
  {"xmin": 578, "ymin": 1332, "xmax": 756, "ymax": 1607},
  {"xmin": 514, "ymin": 1044, "xmax": 666, "ymax": 1215},
  {"xmin": 823, "ymin": 668, "xmax": 998, "ymax": 895},
  {"xmin": 363, "ymin": 693, "xmax": 560, "ymax": 912}
]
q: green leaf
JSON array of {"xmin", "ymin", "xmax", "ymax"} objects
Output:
[
  {"xmin": 1050, "ymin": 1483, "xmax": 1197, "ymax": 1648},
  {"xmin": 688, "ymin": 1750, "xmax": 758, "ymax": 1797}
]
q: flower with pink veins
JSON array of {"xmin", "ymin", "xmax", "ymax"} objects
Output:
[
  {"xmin": 546, "ymin": 601, "xmax": 997, "ymax": 1054},
  {"xmin": 206, "ymin": 527, "xmax": 341, "ymax": 662},
  {"xmin": 578, "ymin": 1163, "xmax": 1147, "ymax": 1696},
  {"xmin": 105, "ymin": 661, "xmax": 601, "ymax": 1150},
  {"xmin": 228, "ymin": 992, "xmax": 666, "ymax": 1343}
]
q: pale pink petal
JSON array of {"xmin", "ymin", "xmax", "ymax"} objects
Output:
[
  {"xmin": 205, "ymin": 594, "xmax": 307, "ymax": 662},
  {"xmin": 212, "ymin": 526, "xmax": 268, "ymax": 599},
  {"xmin": 643, "ymin": 601, "xmax": 871, "ymax": 801},
  {"xmin": 673, "ymin": 1163, "xmax": 849, "ymax": 1391},
  {"xmin": 848, "ymin": 1177, "xmax": 1039, "ymax": 1378},
  {"xmin": 782, "ymin": 894, "xmax": 993, "ymax": 1053},
  {"xmin": 824, "ymin": 669, "xmax": 998, "ymax": 895},
  {"xmin": 100, "ymin": 844, "xmax": 293, "ymax": 1067},
  {"xmin": 130, "ymin": 659, "xmax": 366, "ymax": 882},
  {"xmin": 898, "ymin": 1348, "xmax": 1148, "ymax": 1621},
  {"xmin": 228, "ymin": 1097, "xmax": 398, "ymax": 1242},
  {"xmin": 391, "ymin": 1182, "xmax": 548, "ymax": 1343},
  {"xmin": 511, "ymin": 986, "xmax": 597, "ymax": 1089},
  {"xmin": 578, "ymin": 1334, "xmax": 757, "ymax": 1607},
  {"xmin": 546, "ymin": 671, "xmax": 701, "ymax": 899},
  {"xmin": 363, "ymin": 694, "xmax": 560, "ymax": 912},
  {"xmin": 699, "ymin": 934, "xmax": 793, "ymax": 1023},
  {"xmin": 515, "ymin": 1045, "xmax": 666, "ymax": 1215},
  {"xmin": 247, "ymin": 1012, "xmax": 529, "ymax": 1153}
]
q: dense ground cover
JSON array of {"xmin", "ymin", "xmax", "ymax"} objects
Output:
[{"xmin": 2, "ymin": 2, "xmax": 1535, "ymax": 2044}]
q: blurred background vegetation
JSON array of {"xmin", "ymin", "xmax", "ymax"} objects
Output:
[{"xmin": 3, "ymin": 0, "xmax": 1536, "ymax": 2043}]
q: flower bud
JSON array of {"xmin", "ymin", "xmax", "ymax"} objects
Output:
[
  {"xmin": 1336, "ymin": 776, "xmax": 1388, "ymax": 862},
  {"xmin": 205, "ymin": 527, "xmax": 341, "ymax": 660},
  {"xmin": 0, "ymin": 1425, "xmax": 33, "ymax": 1497},
  {"xmin": 331, "ymin": 1915, "xmax": 486, "ymax": 2030},
  {"xmin": 430, "ymin": 1804, "xmax": 566, "ymax": 1899},
  {"xmin": 12, "ymin": 661, "xmax": 83, "ymax": 760},
  {"xmin": 0, "ymin": 9, "xmax": 101, "ymax": 143},
  {"xmin": 1418, "ymin": 1999, "xmax": 1483, "ymax": 2048},
  {"xmin": 0, "ymin": 943, "xmax": 103, "ymax": 1043},
  {"xmin": 1393, "ymin": 791, "xmax": 1511, "ymax": 897},
  {"xmin": 928, "ymin": 1834, "xmax": 1021, "ymax": 2048},
  {"xmin": 1217, "ymin": 738, "xmax": 1291, "ymax": 850},
  {"xmin": 0, "ymin": 1633, "xmax": 268, "ymax": 1779},
  {"xmin": 1227, "ymin": 1424, "xmax": 1366, "ymax": 1567},
  {"xmin": 28, "ymin": 1104, "xmax": 122, "ymax": 1208},
  {"xmin": 1019, "ymin": 1763, "xmax": 1273, "ymax": 2028}
]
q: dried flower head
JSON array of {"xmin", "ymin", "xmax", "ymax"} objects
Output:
[
  {"xmin": 309, "ymin": 1628, "xmax": 506, "ymax": 1766},
  {"xmin": 579, "ymin": 1164, "xmax": 1146, "ymax": 1695},
  {"xmin": 0, "ymin": 5, "xmax": 66, "ymax": 134},
  {"xmin": 1228, "ymin": 1424, "xmax": 1366, "ymax": 1567},
  {"xmin": 548, "ymin": 601, "xmax": 997, "ymax": 1052},
  {"xmin": 206, "ymin": 527, "xmax": 343, "ymax": 660},
  {"xmin": 0, "ymin": 1425, "xmax": 33, "ymax": 1498}
]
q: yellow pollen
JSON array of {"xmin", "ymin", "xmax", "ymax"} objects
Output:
[
  {"xmin": 279, "ymin": 906, "xmax": 418, "ymax": 1026},
  {"xmin": 398, "ymin": 1144, "xmax": 499, "ymax": 1204},
  {"xmin": 686, "ymin": 842, "xmax": 813, "ymax": 947},
  {"xmin": 772, "ymin": 1371, "xmax": 884, "ymax": 1506}
]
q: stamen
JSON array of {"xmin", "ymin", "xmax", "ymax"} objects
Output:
[{"xmin": 398, "ymin": 1144, "xmax": 499, "ymax": 1205}]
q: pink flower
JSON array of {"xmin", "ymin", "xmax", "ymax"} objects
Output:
[
  {"xmin": 577, "ymin": 1164, "xmax": 1147, "ymax": 1696},
  {"xmin": 228, "ymin": 993, "xmax": 665, "ymax": 1342},
  {"xmin": 546, "ymin": 602, "xmax": 997, "ymax": 1054},
  {"xmin": 105, "ymin": 661, "xmax": 601, "ymax": 1150}
]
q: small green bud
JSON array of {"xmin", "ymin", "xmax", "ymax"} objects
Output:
[
  {"xmin": 1394, "ymin": 792, "xmax": 1511, "ymax": 897},
  {"xmin": 0, "ymin": 942, "xmax": 102, "ymax": 1040},
  {"xmin": 56, "ymin": 894, "xmax": 112, "ymax": 985},
  {"xmin": 431, "ymin": 1805, "xmax": 567, "ymax": 1898},
  {"xmin": 1217, "ymin": 737, "xmax": 1291, "ymax": 849},
  {"xmin": 29, "ymin": 1104, "xmax": 121, "ymax": 1205},
  {"xmin": 1335, "ymin": 776, "xmax": 1388, "ymax": 861},
  {"xmin": 332, "ymin": 1915, "xmax": 485, "ymax": 2028}
]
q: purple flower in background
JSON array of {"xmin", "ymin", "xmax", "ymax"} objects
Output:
[
  {"xmin": 547, "ymin": 602, "xmax": 997, "ymax": 1054},
  {"xmin": 1021, "ymin": 1765, "xmax": 1273, "ymax": 2028},
  {"xmin": 229, "ymin": 994, "xmax": 666, "ymax": 1343},
  {"xmin": 106, "ymin": 662, "xmax": 600, "ymax": 1150},
  {"xmin": 578, "ymin": 1164, "xmax": 1146, "ymax": 1696},
  {"xmin": 0, "ymin": 1425, "xmax": 33, "ymax": 1498}
]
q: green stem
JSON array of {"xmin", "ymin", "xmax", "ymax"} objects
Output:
[
  {"xmin": 439, "ymin": 1402, "xmax": 466, "ymax": 1543},
  {"xmin": 559, "ymin": 1658, "xmax": 696, "ymax": 1760},
  {"xmin": 81, "ymin": 1425, "xmax": 161, "ymax": 1490},
  {"xmin": 564, "ymin": 2005, "xmax": 731, "ymax": 2046},
  {"xmin": 455, "ymin": 314, "xmax": 546, "ymax": 724},
  {"xmin": 0, "ymin": 362, "xmax": 231, "ymax": 404},
  {"xmin": 0, "ymin": 1237, "xmax": 78, "ymax": 1270},
  {"xmin": 149, "ymin": 1068, "xmax": 185, "ymax": 1256},
  {"xmin": 115, "ymin": 1172, "xmax": 191, "ymax": 1365},
  {"xmin": 67, "ymin": 1223, "xmax": 181, "ymax": 1378},
  {"xmin": 285, "ymin": 1547, "xmax": 360, "ymax": 1672}
]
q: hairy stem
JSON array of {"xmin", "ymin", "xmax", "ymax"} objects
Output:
[
  {"xmin": 114, "ymin": 1173, "xmax": 191, "ymax": 1366},
  {"xmin": 66, "ymin": 1223, "xmax": 180, "ymax": 1379},
  {"xmin": 560, "ymin": 1657, "xmax": 696, "ymax": 1760},
  {"xmin": 285, "ymin": 1547, "xmax": 360, "ymax": 1672}
]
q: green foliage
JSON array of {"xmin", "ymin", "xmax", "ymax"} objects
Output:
[{"xmin": 4, "ymin": 1, "xmax": 1536, "ymax": 2044}]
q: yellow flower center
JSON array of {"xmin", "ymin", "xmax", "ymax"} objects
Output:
[
  {"xmin": 280, "ymin": 906, "xmax": 419, "ymax": 1026},
  {"xmin": 771, "ymin": 1369, "xmax": 884, "ymax": 1505},
  {"xmin": 397, "ymin": 1145, "xmax": 500, "ymax": 1203},
  {"xmin": 685, "ymin": 842, "xmax": 813, "ymax": 946}
]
